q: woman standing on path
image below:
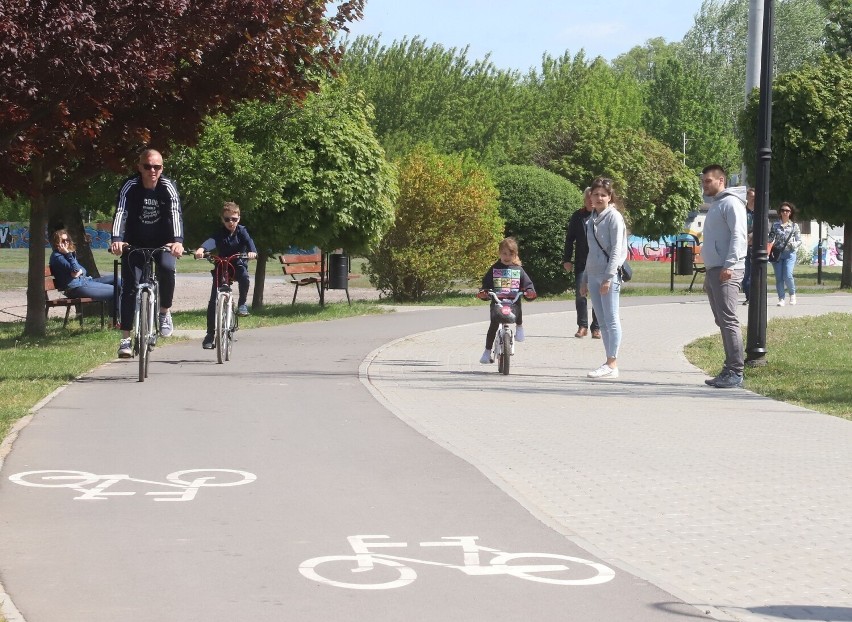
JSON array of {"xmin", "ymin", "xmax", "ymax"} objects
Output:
[
  {"xmin": 768, "ymin": 201, "xmax": 802, "ymax": 306},
  {"xmin": 580, "ymin": 177, "xmax": 627, "ymax": 379}
]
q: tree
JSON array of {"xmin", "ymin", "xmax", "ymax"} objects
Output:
[
  {"xmin": 171, "ymin": 79, "xmax": 397, "ymax": 307},
  {"xmin": 341, "ymin": 35, "xmax": 525, "ymax": 164},
  {"xmin": 533, "ymin": 112, "xmax": 702, "ymax": 240},
  {"xmin": 493, "ymin": 166, "xmax": 582, "ymax": 295},
  {"xmin": 366, "ymin": 145, "xmax": 503, "ymax": 301},
  {"xmin": 643, "ymin": 57, "xmax": 740, "ymax": 172},
  {"xmin": 612, "ymin": 37, "xmax": 681, "ymax": 84},
  {"xmin": 0, "ymin": 0, "xmax": 364, "ymax": 335},
  {"xmin": 679, "ymin": 0, "xmax": 826, "ymax": 145},
  {"xmin": 820, "ymin": 0, "xmax": 852, "ymax": 57},
  {"xmin": 740, "ymin": 55, "xmax": 852, "ymax": 287}
]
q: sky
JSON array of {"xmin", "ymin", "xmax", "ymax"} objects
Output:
[{"xmin": 344, "ymin": 0, "xmax": 707, "ymax": 72}]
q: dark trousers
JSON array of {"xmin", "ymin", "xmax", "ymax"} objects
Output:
[
  {"xmin": 576, "ymin": 269, "xmax": 599, "ymax": 330},
  {"xmin": 119, "ymin": 252, "xmax": 176, "ymax": 331},
  {"xmin": 742, "ymin": 252, "xmax": 752, "ymax": 301},
  {"xmin": 206, "ymin": 265, "xmax": 250, "ymax": 334}
]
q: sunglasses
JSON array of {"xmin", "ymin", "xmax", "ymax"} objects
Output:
[
  {"xmin": 222, "ymin": 217, "xmax": 239, "ymax": 223},
  {"xmin": 780, "ymin": 209, "xmax": 791, "ymax": 213},
  {"xmin": 142, "ymin": 164, "xmax": 163, "ymax": 171},
  {"xmin": 59, "ymin": 237, "xmax": 70, "ymax": 243}
]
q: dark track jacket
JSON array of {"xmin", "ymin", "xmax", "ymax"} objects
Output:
[
  {"xmin": 111, "ymin": 174, "xmax": 184, "ymax": 248},
  {"xmin": 562, "ymin": 208, "xmax": 594, "ymax": 272}
]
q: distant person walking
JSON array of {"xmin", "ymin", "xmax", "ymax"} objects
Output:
[
  {"xmin": 768, "ymin": 201, "xmax": 802, "ymax": 307},
  {"xmin": 580, "ymin": 177, "xmax": 626, "ymax": 379},
  {"xmin": 700, "ymin": 165, "xmax": 747, "ymax": 389},
  {"xmin": 563, "ymin": 187, "xmax": 600, "ymax": 338}
]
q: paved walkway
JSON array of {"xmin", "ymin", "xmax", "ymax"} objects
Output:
[{"xmin": 362, "ymin": 293, "xmax": 852, "ymax": 622}]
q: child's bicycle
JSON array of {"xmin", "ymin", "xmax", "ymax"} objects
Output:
[
  {"xmin": 120, "ymin": 245, "xmax": 171, "ymax": 382},
  {"xmin": 202, "ymin": 252, "xmax": 251, "ymax": 364},
  {"xmin": 480, "ymin": 290, "xmax": 527, "ymax": 376}
]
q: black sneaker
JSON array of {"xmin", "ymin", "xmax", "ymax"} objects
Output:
[
  {"xmin": 713, "ymin": 370, "xmax": 743, "ymax": 389},
  {"xmin": 202, "ymin": 334, "xmax": 215, "ymax": 350}
]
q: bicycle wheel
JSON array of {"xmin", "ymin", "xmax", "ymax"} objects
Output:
[
  {"xmin": 166, "ymin": 469, "xmax": 257, "ymax": 487},
  {"xmin": 500, "ymin": 328, "xmax": 511, "ymax": 375},
  {"xmin": 215, "ymin": 293, "xmax": 228, "ymax": 364},
  {"xmin": 224, "ymin": 300, "xmax": 234, "ymax": 361},
  {"xmin": 494, "ymin": 331, "xmax": 503, "ymax": 373},
  {"xmin": 489, "ymin": 553, "xmax": 615, "ymax": 586},
  {"xmin": 138, "ymin": 289, "xmax": 151, "ymax": 382},
  {"xmin": 299, "ymin": 556, "xmax": 417, "ymax": 590},
  {"xmin": 9, "ymin": 470, "xmax": 100, "ymax": 488}
]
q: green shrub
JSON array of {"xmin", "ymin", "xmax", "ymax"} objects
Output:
[
  {"xmin": 366, "ymin": 145, "xmax": 504, "ymax": 301},
  {"xmin": 493, "ymin": 165, "xmax": 583, "ymax": 295}
]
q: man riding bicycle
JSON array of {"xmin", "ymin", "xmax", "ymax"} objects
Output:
[{"xmin": 110, "ymin": 149, "xmax": 185, "ymax": 358}]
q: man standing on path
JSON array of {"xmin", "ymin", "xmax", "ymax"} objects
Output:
[
  {"xmin": 563, "ymin": 187, "xmax": 600, "ymax": 339},
  {"xmin": 110, "ymin": 149, "xmax": 185, "ymax": 358},
  {"xmin": 700, "ymin": 164, "xmax": 747, "ymax": 388}
]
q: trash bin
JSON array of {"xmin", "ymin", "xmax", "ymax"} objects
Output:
[
  {"xmin": 328, "ymin": 253, "xmax": 349, "ymax": 290},
  {"xmin": 675, "ymin": 242, "xmax": 694, "ymax": 276}
]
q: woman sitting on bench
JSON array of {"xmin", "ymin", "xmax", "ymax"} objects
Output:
[{"xmin": 49, "ymin": 229, "xmax": 121, "ymax": 313}]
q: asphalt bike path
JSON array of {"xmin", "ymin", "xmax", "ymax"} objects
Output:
[{"xmin": 0, "ymin": 302, "xmax": 698, "ymax": 622}]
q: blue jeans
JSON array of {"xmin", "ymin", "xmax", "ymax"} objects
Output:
[
  {"xmin": 587, "ymin": 274, "xmax": 622, "ymax": 359},
  {"xmin": 771, "ymin": 250, "xmax": 796, "ymax": 300},
  {"xmin": 66, "ymin": 275, "xmax": 121, "ymax": 318}
]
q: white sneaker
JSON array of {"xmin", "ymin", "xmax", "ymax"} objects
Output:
[
  {"xmin": 588, "ymin": 364, "xmax": 618, "ymax": 379},
  {"xmin": 117, "ymin": 338, "xmax": 132, "ymax": 359},
  {"xmin": 159, "ymin": 311, "xmax": 173, "ymax": 337},
  {"xmin": 515, "ymin": 326, "xmax": 525, "ymax": 342},
  {"xmin": 777, "ymin": 299, "xmax": 785, "ymax": 307},
  {"xmin": 789, "ymin": 294, "xmax": 797, "ymax": 305},
  {"xmin": 479, "ymin": 349, "xmax": 493, "ymax": 364}
]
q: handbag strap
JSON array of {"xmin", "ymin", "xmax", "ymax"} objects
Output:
[
  {"xmin": 775, "ymin": 223, "xmax": 795, "ymax": 251},
  {"xmin": 591, "ymin": 213, "xmax": 627, "ymax": 262}
]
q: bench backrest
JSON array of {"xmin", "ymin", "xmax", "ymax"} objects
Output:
[
  {"xmin": 44, "ymin": 266, "xmax": 60, "ymax": 296},
  {"xmin": 280, "ymin": 253, "xmax": 323, "ymax": 275}
]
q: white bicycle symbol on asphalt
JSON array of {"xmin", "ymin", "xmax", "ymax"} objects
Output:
[
  {"xmin": 8, "ymin": 469, "xmax": 256, "ymax": 501},
  {"xmin": 299, "ymin": 535, "xmax": 615, "ymax": 589}
]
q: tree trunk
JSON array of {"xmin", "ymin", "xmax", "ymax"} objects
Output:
[
  {"xmin": 47, "ymin": 200, "xmax": 99, "ymax": 277},
  {"xmin": 24, "ymin": 192, "xmax": 48, "ymax": 337},
  {"xmin": 842, "ymin": 221, "xmax": 851, "ymax": 289},
  {"xmin": 252, "ymin": 251, "xmax": 269, "ymax": 309}
]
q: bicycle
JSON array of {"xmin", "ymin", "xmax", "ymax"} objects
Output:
[
  {"xmin": 481, "ymin": 290, "xmax": 525, "ymax": 375},
  {"xmin": 201, "ymin": 252, "xmax": 250, "ymax": 364},
  {"xmin": 8, "ymin": 469, "xmax": 256, "ymax": 501},
  {"xmin": 299, "ymin": 535, "xmax": 615, "ymax": 590},
  {"xmin": 120, "ymin": 245, "xmax": 171, "ymax": 382}
]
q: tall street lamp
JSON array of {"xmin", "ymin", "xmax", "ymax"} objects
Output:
[{"xmin": 745, "ymin": 0, "xmax": 774, "ymax": 367}]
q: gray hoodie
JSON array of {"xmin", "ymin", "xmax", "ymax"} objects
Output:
[
  {"xmin": 702, "ymin": 187, "xmax": 747, "ymax": 270},
  {"xmin": 583, "ymin": 205, "xmax": 627, "ymax": 284}
]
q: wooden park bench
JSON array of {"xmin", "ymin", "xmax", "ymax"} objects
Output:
[
  {"xmin": 279, "ymin": 251, "xmax": 358, "ymax": 306},
  {"xmin": 279, "ymin": 252, "xmax": 326, "ymax": 305},
  {"xmin": 44, "ymin": 266, "xmax": 106, "ymax": 328}
]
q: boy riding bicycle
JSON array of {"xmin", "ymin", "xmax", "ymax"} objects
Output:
[
  {"xmin": 476, "ymin": 238, "xmax": 536, "ymax": 364},
  {"xmin": 193, "ymin": 202, "xmax": 258, "ymax": 349}
]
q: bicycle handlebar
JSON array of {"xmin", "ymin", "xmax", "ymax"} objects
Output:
[{"xmin": 486, "ymin": 291, "xmax": 524, "ymax": 305}]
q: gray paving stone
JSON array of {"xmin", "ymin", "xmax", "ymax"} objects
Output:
[{"xmin": 362, "ymin": 294, "xmax": 852, "ymax": 622}]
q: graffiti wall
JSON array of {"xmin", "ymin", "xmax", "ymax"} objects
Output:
[{"xmin": 0, "ymin": 222, "xmax": 113, "ymax": 249}]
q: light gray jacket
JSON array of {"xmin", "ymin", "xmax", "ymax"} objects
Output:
[
  {"xmin": 703, "ymin": 188, "xmax": 747, "ymax": 270},
  {"xmin": 582, "ymin": 205, "xmax": 627, "ymax": 284}
]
